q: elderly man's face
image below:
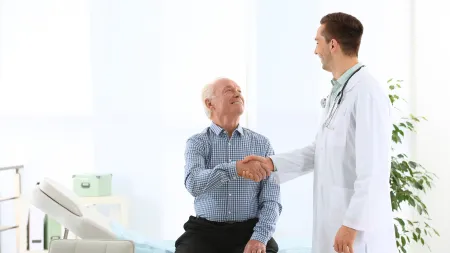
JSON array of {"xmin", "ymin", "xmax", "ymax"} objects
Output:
[{"xmin": 209, "ymin": 79, "xmax": 244, "ymax": 118}]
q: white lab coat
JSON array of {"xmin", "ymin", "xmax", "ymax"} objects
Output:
[{"xmin": 271, "ymin": 68, "xmax": 397, "ymax": 253}]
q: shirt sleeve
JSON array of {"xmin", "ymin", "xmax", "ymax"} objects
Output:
[
  {"xmin": 184, "ymin": 137, "xmax": 239, "ymax": 197},
  {"xmin": 251, "ymin": 141, "xmax": 282, "ymax": 244}
]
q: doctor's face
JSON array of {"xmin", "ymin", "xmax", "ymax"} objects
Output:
[{"xmin": 314, "ymin": 24, "xmax": 332, "ymax": 71}]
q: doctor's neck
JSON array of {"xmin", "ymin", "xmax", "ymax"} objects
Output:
[{"xmin": 331, "ymin": 56, "xmax": 359, "ymax": 80}]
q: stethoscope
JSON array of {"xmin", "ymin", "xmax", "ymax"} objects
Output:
[{"xmin": 322, "ymin": 65, "xmax": 365, "ymax": 129}]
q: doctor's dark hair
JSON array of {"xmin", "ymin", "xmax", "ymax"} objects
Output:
[{"xmin": 320, "ymin": 12, "xmax": 364, "ymax": 57}]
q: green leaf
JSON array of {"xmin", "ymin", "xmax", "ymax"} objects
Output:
[
  {"xmin": 433, "ymin": 228, "xmax": 440, "ymax": 236},
  {"xmin": 417, "ymin": 204, "xmax": 423, "ymax": 215},
  {"xmin": 408, "ymin": 197, "xmax": 416, "ymax": 207},
  {"xmin": 396, "ymin": 218, "xmax": 405, "ymax": 227},
  {"xmin": 408, "ymin": 161, "xmax": 417, "ymax": 168},
  {"xmin": 401, "ymin": 236, "xmax": 406, "ymax": 246}
]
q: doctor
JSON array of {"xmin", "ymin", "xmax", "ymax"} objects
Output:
[{"xmin": 242, "ymin": 12, "xmax": 396, "ymax": 253}]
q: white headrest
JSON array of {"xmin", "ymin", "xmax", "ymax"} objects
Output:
[{"xmin": 38, "ymin": 177, "xmax": 82, "ymax": 216}]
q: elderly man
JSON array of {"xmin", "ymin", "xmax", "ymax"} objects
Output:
[{"xmin": 174, "ymin": 78, "xmax": 282, "ymax": 253}]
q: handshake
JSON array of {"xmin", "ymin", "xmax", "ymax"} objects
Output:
[{"xmin": 236, "ymin": 155, "xmax": 275, "ymax": 182}]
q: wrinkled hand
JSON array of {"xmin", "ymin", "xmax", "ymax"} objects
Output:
[
  {"xmin": 242, "ymin": 155, "xmax": 274, "ymax": 174},
  {"xmin": 334, "ymin": 225, "xmax": 357, "ymax": 253},
  {"xmin": 243, "ymin": 239, "xmax": 266, "ymax": 253},
  {"xmin": 237, "ymin": 160, "xmax": 271, "ymax": 182}
]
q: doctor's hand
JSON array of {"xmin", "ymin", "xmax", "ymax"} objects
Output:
[
  {"xmin": 334, "ymin": 225, "xmax": 357, "ymax": 253},
  {"xmin": 243, "ymin": 239, "xmax": 266, "ymax": 253},
  {"xmin": 243, "ymin": 155, "xmax": 275, "ymax": 172},
  {"xmin": 236, "ymin": 160, "xmax": 271, "ymax": 182}
]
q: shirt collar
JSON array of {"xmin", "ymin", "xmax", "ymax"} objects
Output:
[
  {"xmin": 331, "ymin": 62, "xmax": 363, "ymax": 87},
  {"xmin": 210, "ymin": 122, "xmax": 244, "ymax": 136}
]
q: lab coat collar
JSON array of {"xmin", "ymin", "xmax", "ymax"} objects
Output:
[{"xmin": 334, "ymin": 63, "xmax": 366, "ymax": 94}]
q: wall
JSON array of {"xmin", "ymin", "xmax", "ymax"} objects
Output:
[
  {"xmin": 0, "ymin": 1, "xmax": 94, "ymax": 252},
  {"xmin": 412, "ymin": 0, "xmax": 450, "ymax": 252}
]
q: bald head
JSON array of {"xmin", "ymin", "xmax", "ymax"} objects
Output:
[{"xmin": 202, "ymin": 77, "xmax": 244, "ymax": 119}]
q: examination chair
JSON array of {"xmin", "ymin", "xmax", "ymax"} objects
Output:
[
  {"xmin": 30, "ymin": 177, "xmax": 180, "ymax": 253},
  {"xmin": 30, "ymin": 177, "xmax": 311, "ymax": 253},
  {"xmin": 30, "ymin": 177, "xmax": 117, "ymax": 240}
]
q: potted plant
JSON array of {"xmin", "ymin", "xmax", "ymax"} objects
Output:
[{"xmin": 388, "ymin": 79, "xmax": 439, "ymax": 253}]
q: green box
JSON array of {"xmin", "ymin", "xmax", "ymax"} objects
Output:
[
  {"xmin": 44, "ymin": 215, "xmax": 61, "ymax": 250},
  {"xmin": 72, "ymin": 174, "xmax": 112, "ymax": 197}
]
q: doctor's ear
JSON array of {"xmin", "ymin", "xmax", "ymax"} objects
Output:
[{"xmin": 329, "ymin": 39, "xmax": 339, "ymax": 52}]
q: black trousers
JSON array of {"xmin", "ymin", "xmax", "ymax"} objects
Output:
[{"xmin": 174, "ymin": 216, "xmax": 278, "ymax": 253}]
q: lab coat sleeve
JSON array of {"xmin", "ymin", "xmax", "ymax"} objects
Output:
[
  {"xmin": 251, "ymin": 143, "xmax": 282, "ymax": 245},
  {"xmin": 343, "ymin": 90, "xmax": 390, "ymax": 231},
  {"xmin": 269, "ymin": 141, "xmax": 316, "ymax": 184},
  {"xmin": 184, "ymin": 137, "xmax": 238, "ymax": 197}
]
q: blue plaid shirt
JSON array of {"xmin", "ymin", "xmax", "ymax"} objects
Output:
[{"xmin": 184, "ymin": 122, "xmax": 282, "ymax": 244}]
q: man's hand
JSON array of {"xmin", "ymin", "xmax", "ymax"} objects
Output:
[
  {"xmin": 239, "ymin": 155, "xmax": 274, "ymax": 182},
  {"xmin": 243, "ymin": 155, "xmax": 274, "ymax": 172},
  {"xmin": 244, "ymin": 239, "xmax": 266, "ymax": 253},
  {"xmin": 236, "ymin": 160, "xmax": 271, "ymax": 182},
  {"xmin": 334, "ymin": 225, "xmax": 357, "ymax": 253}
]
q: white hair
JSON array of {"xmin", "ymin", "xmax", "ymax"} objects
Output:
[{"xmin": 202, "ymin": 82, "xmax": 216, "ymax": 118}]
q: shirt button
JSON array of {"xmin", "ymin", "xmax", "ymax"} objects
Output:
[
  {"xmin": 229, "ymin": 193, "xmax": 232, "ymax": 196},
  {"xmin": 229, "ymin": 159, "xmax": 231, "ymax": 162},
  {"xmin": 228, "ymin": 211, "xmax": 231, "ymax": 214},
  {"xmin": 228, "ymin": 142, "xmax": 231, "ymax": 146}
]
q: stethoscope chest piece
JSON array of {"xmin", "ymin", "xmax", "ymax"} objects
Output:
[{"xmin": 320, "ymin": 97, "xmax": 327, "ymax": 108}]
